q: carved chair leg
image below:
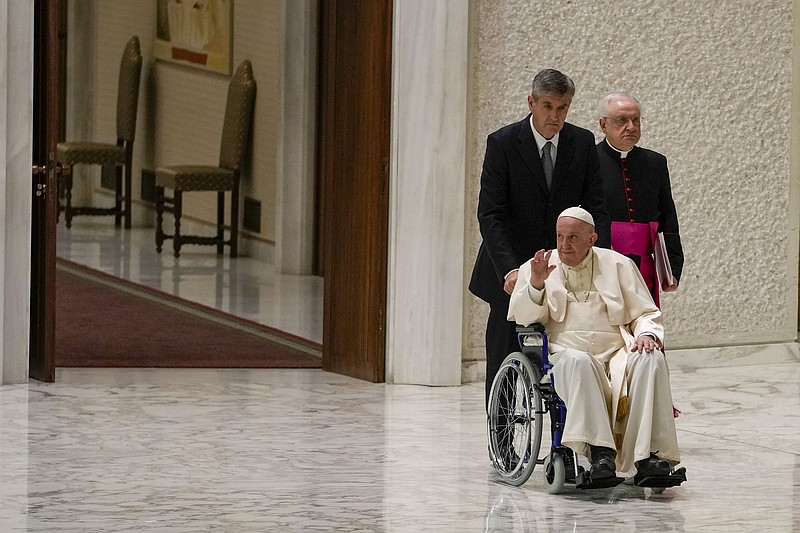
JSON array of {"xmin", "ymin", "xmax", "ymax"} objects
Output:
[
  {"xmin": 124, "ymin": 153, "xmax": 132, "ymax": 229},
  {"xmin": 56, "ymin": 174, "xmax": 64, "ymax": 223},
  {"xmin": 173, "ymin": 189, "xmax": 182, "ymax": 258},
  {"xmin": 64, "ymin": 172, "xmax": 74, "ymax": 228},
  {"xmin": 155, "ymin": 185, "xmax": 165, "ymax": 253},
  {"xmin": 230, "ymin": 177, "xmax": 239, "ymax": 258},
  {"xmin": 114, "ymin": 163, "xmax": 123, "ymax": 227},
  {"xmin": 217, "ymin": 191, "xmax": 225, "ymax": 255}
]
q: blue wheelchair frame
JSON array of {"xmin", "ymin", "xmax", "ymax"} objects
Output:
[
  {"xmin": 487, "ymin": 323, "xmax": 581, "ymax": 491},
  {"xmin": 516, "ymin": 324, "xmax": 583, "ymax": 491},
  {"xmin": 518, "ymin": 324, "xmax": 564, "ymax": 449}
]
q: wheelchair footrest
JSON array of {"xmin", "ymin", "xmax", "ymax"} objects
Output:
[
  {"xmin": 575, "ymin": 470, "xmax": 624, "ymax": 490},
  {"xmin": 634, "ymin": 467, "xmax": 687, "ymax": 488}
]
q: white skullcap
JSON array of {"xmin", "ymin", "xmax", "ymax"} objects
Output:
[{"xmin": 558, "ymin": 206, "xmax": 594, "ymax": 227}]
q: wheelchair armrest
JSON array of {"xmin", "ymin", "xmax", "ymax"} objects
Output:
[
  {"xmin": 515, "ymin": 323, "xmax": 546, "ymax": 370},
  {"xmin": 516, "ymin": 323, "xmax": 545, "ymax": 334}
]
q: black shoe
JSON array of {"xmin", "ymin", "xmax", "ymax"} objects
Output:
[
  {"xmin": 634, "ymin": 452, "xmax": 671, "ymax": 484},
  {"xmin": 589, "ymin": 445, "xmax": 617, "ymax": 480},
  {"xmin": 576, "ymin": 446, "xmax": 623, "ymax": 490}
]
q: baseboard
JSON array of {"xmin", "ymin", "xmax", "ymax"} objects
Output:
[
  {"xmin": 462, "ymin": 359, "xmax": 485, "ymax": 384},
  {"xmin": 665, "ymin": 342, "xmax": 800, "ymax": 370},
  {"xmin": 461, "ymin": 342, "xmax": 800, "ymax": 384}
]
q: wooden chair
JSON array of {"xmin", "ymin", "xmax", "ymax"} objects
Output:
[
  {"xmin": 57, "ymin": 36, "xmax": 142, "ymax": 229},
  {"xmin": 155, "ymin": 60, "xmax": 256, "ymax": 258}
]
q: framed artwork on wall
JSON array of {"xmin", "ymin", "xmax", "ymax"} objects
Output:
[{"xmin": 154, "ymin": 0, "xmax": 233, "ymax": 75}]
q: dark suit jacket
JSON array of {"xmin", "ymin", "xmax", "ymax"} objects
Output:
[
  {"xmin": 469, "ymin": 116, "xmax": 611, "ymax": 306},
  {"xmin": 597, "ymin": 140, "xmax": 684, "ymax": 280}
]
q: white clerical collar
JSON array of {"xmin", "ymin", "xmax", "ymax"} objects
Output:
[
  {"xmin": 530, "ymin": 116, "xmax": 560, "ymax": 152},
  {"xmin": 605, "ymin": 138, "xmax": 631, "ymax": 158},
  {"xmin": 564, "ymin": 248, "xmax": 594, "ymax": 271}
]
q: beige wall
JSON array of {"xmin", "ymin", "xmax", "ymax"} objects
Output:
[
  {"xmin": 464, "ymin": 0, "xmax": 798, "ymax": 361},
  {"xmin": 68, "ymin": 0, "xmax": 281, "ymax": 246}
]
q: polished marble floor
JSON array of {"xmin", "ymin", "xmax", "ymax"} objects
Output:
[
  {"xmin": 0, "ymin": 360, "xmax": 798, "ymax": 532},
  {"xmin": 5, "ymin": 219, "xmax": 792, "ymax": 531}
]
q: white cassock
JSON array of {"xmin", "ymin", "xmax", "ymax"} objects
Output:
[{"xmin": 508, "ymin": 247, "xmax": 680, "ymax": 476}]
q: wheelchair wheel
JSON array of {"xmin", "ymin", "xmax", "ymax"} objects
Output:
[
  {"xmin": 543, "ymin": 452, "xmax": 566, "ymax": 494},
  {"xmin": 487, "ymin": 351, "xmax": 544, "ymax": 486}
]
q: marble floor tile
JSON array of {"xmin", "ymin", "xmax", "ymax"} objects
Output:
[{"xmin": 1, "ymin": 360, "xmax": 798, "ymax": 532}]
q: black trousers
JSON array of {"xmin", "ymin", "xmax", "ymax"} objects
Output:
[{"xmin": 484, "ymin": 301, "xmax": 521, "ymax": 409}]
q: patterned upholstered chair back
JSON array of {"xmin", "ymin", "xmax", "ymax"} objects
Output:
[
  {"xmin": 154, "ymin": 60, "xmax": 258, "ymax": 258},
  {"xmin": 56, "ymin": 35, "xmax": 143, "ymax": 229},
  {"xmin": 219, "ymin": 60, "xmax": 256, "ymax": 171},
  {"xmin": 116, "ymin": 36, "xmax": 143, "ymax": 143}
]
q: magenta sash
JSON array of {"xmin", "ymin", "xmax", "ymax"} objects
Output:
[
  {"xmin": 611, "ymin": 221, "xmax": 679, "ymax": 418},
  {"xmin": 610, "ymin": 221, "xmax": 660, "ymax": 308}
]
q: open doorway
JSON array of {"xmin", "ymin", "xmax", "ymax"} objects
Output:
[
  {"xmin": 44, "ymin": 0, "xmax": 393, "ymax": 383},
  {"xmin": 50, "ymin": 2, "xmax": 323, "ymax": 367}
]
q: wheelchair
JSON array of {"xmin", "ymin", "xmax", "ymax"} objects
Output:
[{"xmin": 486, "ymin": 324, "xmax": 687, "ymax": 493}]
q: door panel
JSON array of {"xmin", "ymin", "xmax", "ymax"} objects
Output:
[
  {"xmin": 29, "ymin": 0, "xmax": 61, "ymax": 382},
  {"xmin": 319, "ymin": 0, "xmax": 392, "ymax": 382}
]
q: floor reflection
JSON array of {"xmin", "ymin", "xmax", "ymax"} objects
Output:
[
  {"xmin": 56, "ymin": 219, "xmax": 323, "ymax": 344},
  {"xmin": 1, "ymin": 361, "xmax": 797, "ymax": 531}
]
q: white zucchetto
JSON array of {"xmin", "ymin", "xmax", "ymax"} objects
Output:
[{"xmin": 558, "ymin": 206, "xmax": 595, "ymax": 228}]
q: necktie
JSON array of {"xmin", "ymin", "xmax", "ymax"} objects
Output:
[{"xmin": 542, "ymin": 141, "xmax": 554, "ymax": 189}]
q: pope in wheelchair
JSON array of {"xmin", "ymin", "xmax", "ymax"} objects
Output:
[{"xmin": 487, "ymin": 206, "xmax": 686, "ymax": 492}]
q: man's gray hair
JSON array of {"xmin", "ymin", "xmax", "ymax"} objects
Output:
[
  {"xmin": 598, "ymin": 91, "xmax": 642, "ymax": 119},
  {"xmin": 531, "ymin": 69, "xmax": 576, "ymax": 100}
]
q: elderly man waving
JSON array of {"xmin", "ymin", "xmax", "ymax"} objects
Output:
[{"xmin": 508, "ymin": 206, "xmax": 684, "ymax": 488}]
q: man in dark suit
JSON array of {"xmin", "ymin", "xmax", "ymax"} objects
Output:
[
  {"xmin": 596, "ymin": 92, "xmax": 683, "ymax": 306},
  {"xmin": 469, "ymin": 69, "xmax": 611, "ymax": 407}
]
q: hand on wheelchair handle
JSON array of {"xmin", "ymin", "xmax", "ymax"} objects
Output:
[
  {"xmin": 529, "ymin": 249, "xmax": 555, "ymax": 290},
  {"xmin": 503, "ymin": 270, "xmax": 519, "ymax": 295}
]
